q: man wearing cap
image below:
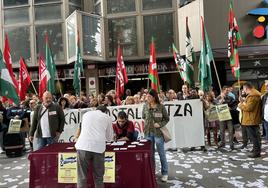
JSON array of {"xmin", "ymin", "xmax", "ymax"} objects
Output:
[{"xmin": 75, "ymin": 105, "xmax": 113, "ymax": 188}]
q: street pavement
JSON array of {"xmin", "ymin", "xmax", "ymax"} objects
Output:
[{"xmin": 1, "ymin": 139, "xmax": 268, "ymax": 188}]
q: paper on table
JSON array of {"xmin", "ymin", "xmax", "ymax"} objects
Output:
[
  {"xmin": 139, "ymin": 139, "xmax": 148, "ymax": 142},
  {"xmin": 66, "ymin": 147, "xmax": 75, "ymax": 150},
  {"xmin": 111, "ymin": 141, "xmax": 125, "ymax": 146},
  {"xmin": 127, "ymin": 145, "xmax": 136, "ymax": 148}
]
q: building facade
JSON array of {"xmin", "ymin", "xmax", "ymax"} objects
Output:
[{"xmin": 1, "ymin": 0, "xmax": 268, "ymax": 96}]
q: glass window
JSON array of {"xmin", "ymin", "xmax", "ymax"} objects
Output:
[
  {"xmin": 82, "ymin": 15, "xmax": 102, "ymax": 56},
  {"xmin": 4, "ymin": 7, "xmax": 29, "ymax": 25},
  {"xmin": 69, "ymin": 0, "xmax": 81, "ymax": 6},
  {"xmin": 142, "ymin": 0, "xmax": 172, "ymax": 10},
  {"xmin": 94, "ymin": 3, "xmax": 101, "ymax": 15},
  {"xmin": 69, "ymin": 5, "xmax": 81, "ymax": 16},
  {"xmin": 35, "ymin": 4, "xmax": 62, "ymax": 21},
  {"xmin": 108, "ymin": 17, "xmax": 137, "ymax": 57},
  {"xmin": 67, "ymin": 17, "xmax": 76, "ymax": 59},
  {"xmin": 107, "ymin": 0, "xmax": 135, "ymax": 14},
  {"xmin": 36, "ymin": 24, "xmax": 64, "ymax": 61},
  {"xmin": 34, "ymin": 0, "xmax": 60, "ymax": 4},
  {"xmin": 4, "ymin": 27, "xmax": 31, "ymax": 64},
  {"xmin": 144, "ymin": 14, "xmax": 173, "ymax": 54},
  {"xmin": 3, "ymin": 0, "xmax": 28, "ymax": 7}
]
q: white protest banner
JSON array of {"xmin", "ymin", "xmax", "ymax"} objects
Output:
[{"xmin": 59, "ymin": 99, "xmax": 205, "ymax": 148}]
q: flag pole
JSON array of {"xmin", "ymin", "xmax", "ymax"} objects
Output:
[
  {"xmin": 211, "ymin": 58, "xmax": 222, "ymax": 93},
  {"xmin": 238, "ymin": 77, "xmax": 241, "ymax": 97},
  {"xmin": 55, "ymin": 72, "xmax": 63, "ymax": 97},
  {"xmin": 30, "ymin": 80, "xmax": 38, "ymax": 95}
]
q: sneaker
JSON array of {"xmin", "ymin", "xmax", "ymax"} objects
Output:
[{"xmin": 161, "ymin": 175, "xmax": 168, "ymax": 182}]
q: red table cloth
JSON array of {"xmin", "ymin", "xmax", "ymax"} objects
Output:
[{"xmin": 28, "ymin": 141, "xmax": 157, "ymax": 188}]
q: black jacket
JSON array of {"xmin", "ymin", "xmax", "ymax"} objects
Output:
[{"xmin": 29, "ymin": 103, "xmax": 65, "ymax": 138}]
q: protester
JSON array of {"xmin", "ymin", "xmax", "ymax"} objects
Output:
[
  {"xmin": 238, "ymin": 82, "xmax": 262, "ymax": 158},
  {"xmin": 133, "ymin": 94, "xmax": 141, "ymax": 104},
  {"xmin": 262, "ymin": 80, "xmax": 268, "ymax": 141},
  {"xmin": 142, "ymin": 89, "xmax": 170, "ymax": 182},
  {"xmin": 125, "ymin": 96, "xmax": 135, "ymax": 105},
  {"xmin": 167, "ymin": 89, "xmax": 177, "ymax": 101},
  {"xmin": 28, "ymin": 99, "xmax": 37, "ymax": 150},
  {"xmin": 216, "ymin": 86, "xmax": 235, "ymax": 150},
  {"xmin": 75, "ymin": 105, "xmax": 113, "ymax": 188},
  {"xmin": 58, "ymin": 97, "xmax": 70, "ymax": 110},
  {"xmin": 204, "ymin": 92, "xmax": 219, "ymax": 146},
  {"xmin": 29, "ymin": 91, "xmax": 65, "ymax": 151},
  {"xmin": 90, "ymin": 97, "xmax": 99, "ymax": 108},
  {"xmin": 104, "ymin": 95, "xmax": 116, "ymax": 106},
  {"xmin": 97, "ymin": 93, "xmax": 105, "ymax": 106},
  {"xmin": 239, "ymin": 89, "xmax": 249, "ymax": 149},
  {"xmin": 113, "ymin": 111, "xmax": 135, "ymax": 141},
  {"xmin": 177, "ymin": 84, "xmax": 190, "ymax": 100},
  {"xmin": 0, "ymin": 114, "xmax": 7, "ymax": 154}
]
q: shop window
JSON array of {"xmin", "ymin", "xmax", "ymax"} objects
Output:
[
  {"xmin": 107, "ymin": 0, "xmax": 135, "ymax": 14},
  {"xmin": 82, "ymin": 15, "xmax": 102, "ymax": 56},
  {"xmin": 108, "ymin": 17, "xmax": 137, "ymax": 57},
  {"xmin": 4, "ymin": 27, "xmax": 31, "ymax": 64},
  {"xmin": 4, "ymin": 7, "xmax": 29, "ymax": 25},
  {"xmin": 35, "ymin": 4, "xmax": 62, "ymax": 21},
  {"xmin": 35, "ymin": 24, "xmax": 64, "ymax": 61},
  {"xmin": 142, "ymin": 0, "xmax": 172, "ymax": 10},
  {"xmin": 144, "ymin": 14, "xmax": 173, "ymax": 54},
  {"xmin": 34, "ymin": 0, "xmax": 61, "ymax": 4},
  {"xmin": 3, "ymin": 0, "xmax": 28, "ymax": 7}
]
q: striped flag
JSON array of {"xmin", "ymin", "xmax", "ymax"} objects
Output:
[
  {"xmin": 148, "ymin": 38, "xmax": 160, "ymax": 92},
  {"xmin": 228, "ymin": 0, "xmax": 242, "ymax": 78}
]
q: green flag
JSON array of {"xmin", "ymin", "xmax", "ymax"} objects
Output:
[
  {"xmin": 45, "ymin": 33, "xmax": 56, "ymax": 94},
  {"xmin": 0, "ymin": 49, "xmax": 19, "ymax": 105},
  {"xmin": 185, "ymin": 17, "xmax": 196, "ymax": 87},
  {"xmin": 73, "ymin": 31, "xmax": 83, "ymax": 96},
  {"xmin": 198, "ymin": 17, "xmax": 213, "ymax": 92}
]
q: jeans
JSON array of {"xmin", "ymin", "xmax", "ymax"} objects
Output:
[
  {"xmin": 34, "ymin": 137, "xmax": 56, "ymax": 151},
  {"xmin": 263, "ymin": 121, "xmax": 268, "ymax": 140},
  {"xmin": 77, "ymin": 150, "xmax": 104, "ymax": 188},
  {"xmin": 146, "ymin": 133, "xmax": 168, "ymax": 176},
  {"xmin": 219, "ymin": 120, "xmax": 234, "ymax": 146}
]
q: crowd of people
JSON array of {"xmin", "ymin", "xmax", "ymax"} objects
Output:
[{"xmin": 0, "ymin": 81, "xmax": 268, "ymax": 185}]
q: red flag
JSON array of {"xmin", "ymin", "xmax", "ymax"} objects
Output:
[
  {"xmin": 115, "ymin": 45, "xmax": 128, "ymax": 98},
  {"xmin": 3, "ymin": 35, "xmax": 19, "ymax": 93},
  {"xmin": 19, "ymin": 57, "xmax": 31, "ymax": 101},
  {"xmin": 38, "ymin": 54, "xmax": 50, "ymax": 99},
  {"xmin": 148, "ymin": 38, "xmax": 160, "ymax": 92}
]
